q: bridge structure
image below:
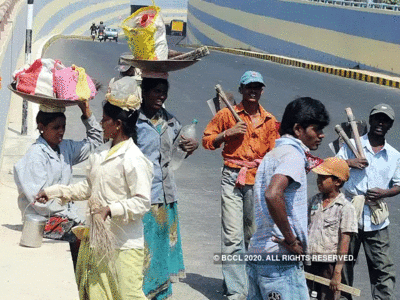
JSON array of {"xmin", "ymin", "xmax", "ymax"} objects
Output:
[{"xmin": 187, "ymin": 0, "xmax": 400, "ymax": 76}]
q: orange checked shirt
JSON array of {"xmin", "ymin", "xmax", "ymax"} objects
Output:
[{"xmin": 202, "ymin": 102, "xmax": 279, "ymax": 185}]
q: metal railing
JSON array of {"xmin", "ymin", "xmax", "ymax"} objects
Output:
[{"xmin": 307, "ymin": 0, "xmax": 400, "ymax": 11}]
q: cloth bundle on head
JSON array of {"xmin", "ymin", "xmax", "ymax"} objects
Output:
[
  {"xmin": 105, "ymin": 77, "xmax": 141, "ymax": 111},
  {"xmin": 141, "ymin": 70, "xmax": 168, "ymax": 79},
  {"xmin": 39, "ymin": 104, "xmax": 66, "ymax": 113}
]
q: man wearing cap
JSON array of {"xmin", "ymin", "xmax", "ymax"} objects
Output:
[
  {"xmin": 337, "ymin": 104, "xmax": 400, "ymax": 300},
  {"xmin": 307, "ymin": 157, "xmax": 357, "ymax": 300},
  {"xmin": 202, "ymin": 71, "xmax": 279, "ymax": 299}
]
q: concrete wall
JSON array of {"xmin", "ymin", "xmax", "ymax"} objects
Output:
[{"xmin": 187, "ymin": 0, "xmax": 400, "ymax": 75}]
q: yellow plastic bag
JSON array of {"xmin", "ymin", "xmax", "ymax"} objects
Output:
[
  {"xmin": 75, "ymin": 66, "xmax": 92, "ymax": 100},
  {"xmin": 121, "ymin": 1, "xmax": 168, "ymax": 60}
]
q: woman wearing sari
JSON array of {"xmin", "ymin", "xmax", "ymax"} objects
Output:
[
  {"xmin": 136, "ymin": 73, "xmax": 199, "ymax": 299},
  {"xmin": 36, "ymin": 80, "xmax": 153, "ymax": 299}
]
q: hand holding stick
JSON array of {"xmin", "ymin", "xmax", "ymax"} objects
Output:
[
  {"xmin": 215, "ymin": 84, "xmax": 242, "ymax": 122},
  {"xmin": 345, "ymin": 107, "xmax": 365, "ymax": 159},
  {"xmin": 334, "ymin": 125, "xmax": 360, "ymax": 158}
]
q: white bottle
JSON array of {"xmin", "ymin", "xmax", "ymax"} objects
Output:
[
  {"xmin": 310, "ymin": 291, "xmax": 318, "ymax": 300},
  {"xmin": 169, "ymin": 119, "xmax": 198, "ymax": 171}
]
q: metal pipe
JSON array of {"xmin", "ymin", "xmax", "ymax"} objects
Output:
[{"xmin": 21, "ymin": 0, "xmax": 34, "ymax": 135}]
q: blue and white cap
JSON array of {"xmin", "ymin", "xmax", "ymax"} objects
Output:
[{"xmin": 239, "ymin": 71, "xmax": 265, "ymax": 86}]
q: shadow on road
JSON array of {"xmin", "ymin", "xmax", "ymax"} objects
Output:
[{"xmin": 181, "ymin": 273, "xmax": 227, "ymax": 300}]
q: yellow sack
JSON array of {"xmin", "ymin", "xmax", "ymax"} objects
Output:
[
  {"xmin": 74, "ymin": 65, "xmax": 92, "ymax": 101},
  {"xmin": 121, "ymin": 2, "xmax": 168, "ymax": 60}
]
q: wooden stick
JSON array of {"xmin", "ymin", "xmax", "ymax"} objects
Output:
[
  {"xmin": 345, "ymin": 108, "xmax": 365, "ymax": 159},
  {"xmin": 335, "ymin": 125, "xmax": 360, "ymax": 159},
  {"xmin": 215, "ymin": 84, "xmax": 242, "ymax": 122},
  {"xmin": 170, "ymin": 46, "xmax": 210, "ymax": 60},
  {"xmin": 305, "ymin": 272, "xmax": 361, "ymax": 297}
]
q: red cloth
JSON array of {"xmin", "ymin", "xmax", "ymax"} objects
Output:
[
  {"xmin": 225, "ymin": 158, "xmax": 263, "ymax": 187},
  {"xmin": 305, "ymin": 152, "xmax": 324, "ymax": 174}
]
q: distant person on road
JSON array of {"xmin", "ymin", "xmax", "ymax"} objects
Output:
[
  {"xmin": 90, "ymin": 22, "xmax": 97, "ymax": 34},
  {"xmin": 36, "ymin": 89, "xmax": 153, "ymax": 300},
  {"xmin": 202, "ymin": 71, "xmax": 279, "ymax": 300},
  {"xmin": 337, "ymin": 103, "xmax": 400, "ymax": 300},
  {"xmin": 97, "ymin": 21, "xmax": 105, "ymax": 35},
  {"xmin": 136, "ymin": 73, "xmax": 199, "ymax": 299},
  {"xmin": 306, "ymin": 157, "xmax": 357, "ymax": 300},
  {"xmin": 247, "ymin": 97, "xmax": 329, "ymax": 300},
  {"xmin": 14, "ymin": 101, "xmax": 102, "ymax": 271}
]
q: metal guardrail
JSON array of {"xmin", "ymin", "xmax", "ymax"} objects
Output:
[{"xmin": 307, "ymin": 0, "xmax": 400, "ymax": 11}]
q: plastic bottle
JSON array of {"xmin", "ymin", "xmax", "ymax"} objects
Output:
[
  {"xmin": 169, "ymin": 119, "xmax": 198, "ymax": 171},
  {"xmin": 310, "ymin": 290, "xmax": 318, "ymax": 300}
]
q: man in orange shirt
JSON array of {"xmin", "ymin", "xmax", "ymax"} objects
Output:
[{"xmin": 203, "ymin": 71, "xmax": 279, "ymax": 300}]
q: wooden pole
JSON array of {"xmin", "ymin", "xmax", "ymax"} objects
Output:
[
  {"xmin": 305, "ymin": 272, "xmax": 361, "ymax": 297},
  {"xmin": 215, "ymin": 84, "xmax": 242, "ymax": 122},
  {"xmin": 345, "ymin": 107, "xmax": 365, "ymax": 159},
  {"xmin": 334, "ymin": 125, "xmax": 360, "ymax": 159}
]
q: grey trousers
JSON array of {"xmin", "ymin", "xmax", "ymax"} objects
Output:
[
  {"xmin": 341, "ymin": 227, "xmax": 396, "ymax": 300},
  {"xmin": 221, "ymin": 166, "xmax": 256, "ymax": 298}
]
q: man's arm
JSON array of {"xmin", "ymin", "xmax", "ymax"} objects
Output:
[
  {"xmin": 265, "ymin": 174, "xmax": 303, "ymax": 254},
  {"xmin": 202, "ymin": 109, "xmax": 245, "ymax": 150},
  {"xmin": 366, "ymin": 185, "xmax": 400, "ymax": 201},
  {"xmin": 212, "ymin": 121, "xmax": 247, "ymax": 148}
]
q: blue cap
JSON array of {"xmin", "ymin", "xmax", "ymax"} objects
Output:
[{"xmin": 239, "ymin": 71, "xmax": 265, "ymax": 86}]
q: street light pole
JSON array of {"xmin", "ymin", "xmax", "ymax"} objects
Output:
[{"xmin": 21, "ymin": 0, "xmax": 34, "ymax": 135}]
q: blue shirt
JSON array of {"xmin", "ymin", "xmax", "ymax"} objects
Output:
[
  {"xmin": 249, "ymin": 136, "xmax": 309, "ymax": 254},
  {"xmin": 136, "ymin": 108, "xmax": 182, "ymax": 204},
  {"xmin": 337, "ymin": 134, "xmax": 400, "ymax": 231}
]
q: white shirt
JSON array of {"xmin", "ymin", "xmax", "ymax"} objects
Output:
[
  {"xmin": 337, "ymin": 134, "xmax": 400, "ymax": 231},
  {"xmin": 45, "ymin": 138, "xmax": 153, "ymax": 249}
]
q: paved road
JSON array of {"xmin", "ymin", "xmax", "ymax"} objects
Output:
[{"xmin": 44, "ymin": 37, "xmax": 400, "ymax": 299}]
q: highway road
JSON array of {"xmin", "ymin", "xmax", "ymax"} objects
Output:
[{"xmin": 43, "ymin": 37, "xmax": 400, "ymax": 299}]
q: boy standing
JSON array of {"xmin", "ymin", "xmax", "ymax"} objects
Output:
[
  {"xmin": 248, "ymin": 97, "xmax": 330, "ymax": 300},
  {"xmin": 307, "ymin": 157, "xmax": 357, "ymax": 300},
  {"xmin": 203, "ymin": 71, "xmax": 279, "ymax": 300}
]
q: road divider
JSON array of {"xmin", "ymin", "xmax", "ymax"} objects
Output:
[{"xmin": 182, "ymin": 44, "xmax": 400, "ymax": 90}]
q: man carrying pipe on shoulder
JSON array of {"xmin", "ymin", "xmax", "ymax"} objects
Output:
[
  {"xmin": 337, "ymin": 104, "xmax": 400, "ymax": 300},
  {"xmin": 202, "ymin": 71, "xmax": 279, "ymax": 300}
]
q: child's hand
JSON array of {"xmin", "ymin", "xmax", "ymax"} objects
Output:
[{"xmin": 330, "ymin": 271, "xmax": 341, "ymax": 293}]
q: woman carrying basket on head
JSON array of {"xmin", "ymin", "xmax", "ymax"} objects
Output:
[
  {"xmin": 14, "ymin": 100, "xmax": 102, "ymax": 270},
  {"xmin": 36, "ymin": 78, "xmax": 153, "ymax": 299},
  {"xmin": 136, "ymin": 72, "xmax": 199, "ymax": 299}
]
